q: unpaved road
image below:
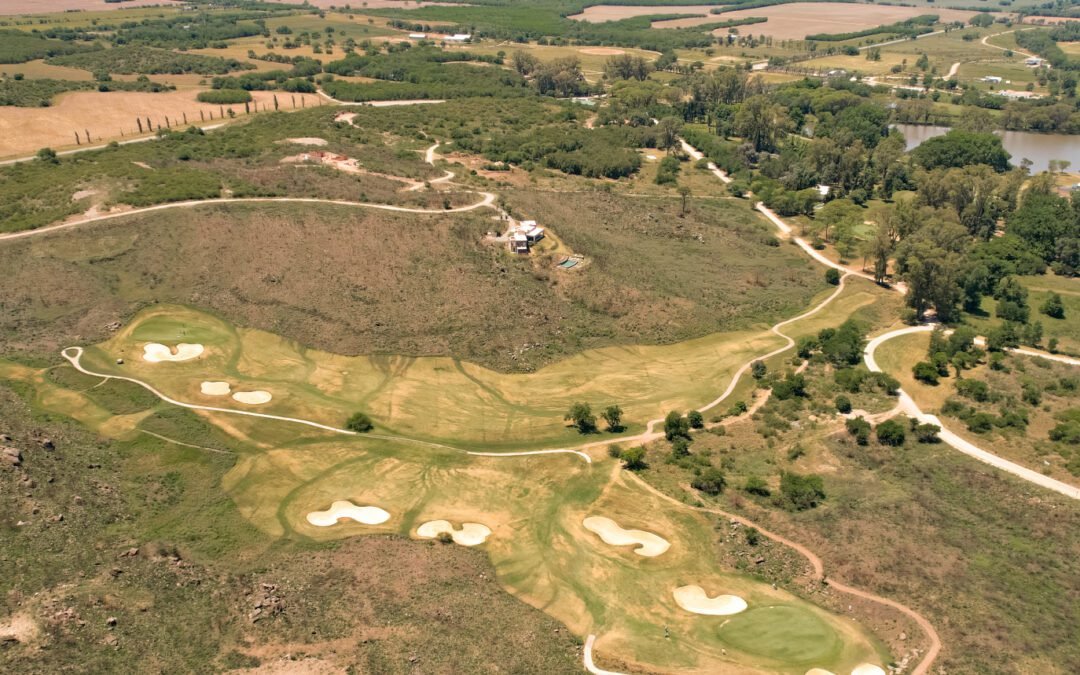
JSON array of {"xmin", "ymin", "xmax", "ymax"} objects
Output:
[{"xmin": 864, "ymin": 326, "xmax": 1080, "ymax": 501}]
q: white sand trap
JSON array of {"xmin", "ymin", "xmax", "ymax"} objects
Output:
[
  {"xmin": 806, "ymin": 670, "xmax": 836, "ymax": 675},
  {"xmin": 232, "ymin": 390, "xmax": 272, "ymax": 405},
  {"xmin": 306, "ymin": 500, "xmax": 390, "ymax": 527},
  {"xmin": 582, "ymin": 516, "xmax": 670, "ymax": 557},
  {"xmin": 200, "ymin": 381, "xmax": 231, "ymax": 396},
  {"xmin": 142, "ymin": 343, "xmax": 204, "ymax": 362},
  {"xmin": 281, "ymin": 137, "xmax": 327, "ymax": 146},
  {"xmin": 416, "ymin": 520, "xmax": 492, "ymax": 546},
  {"xmin": 673, "ymin": 585, "xmax": 748, "ymax": 616},
  {"xmin": 851, "ymin": 666, "xmax": 886, "ymax": 675}
]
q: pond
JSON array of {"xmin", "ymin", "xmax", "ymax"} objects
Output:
[{"xmin": 893, "ymin": 124, "xmax": 1080, "ymax": 173}]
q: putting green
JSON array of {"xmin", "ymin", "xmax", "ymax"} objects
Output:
[
  {"xmin": 4, "ymin": 276, "xmax": 899, "ymax": 673},
  {"xmin": 718, "ymin": 605, "xmax": 842, "ymax": 664}
]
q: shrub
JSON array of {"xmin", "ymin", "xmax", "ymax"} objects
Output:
[
  {"xmin": 620, "ymin": 445, "xmax": 648, "ymax": 470},
  {"xmin": 913, "ymin": 421, "xmax": 941, "ymax": 443},
  {"xmin": 744, "ymin": 475, "xmax": 771, "ymax": 496},
  {"xmin": 912, "ymin": 361, "xmax": 939, "ymax": 385},
  {"xmin": 691, "ymin": 467, "xmax": 726, "ymax": 495},
  {"xmin": 779, "ymin": 472, "xmax": 826, "ymax": 511},
  {"xmin": 835, "ymin": 395, "xmax": 852, "ymax": 414},
  {"xmin": 345, "ymin": 412, "xmax": 373, "ymax": 432},
  {"xmin": 688, "ymin": 410, "xmax": 704, "ymax": 429},
  {"xmin": 876, "ymin": 419, "xmax": 906, "ymax": 446},
  {"xmin": 967, "ymin": 412, "xmax": 996, "ymax": 433},
  {"xmin": 197, "ymin": 88, "xmax": 252, "ymax": 104},
  {"xmin": 671, "ymin": 437, "xmax": 691, "ymax": 458},
  {"xmin": 956, "ymin": 379, "xmax": 990, "ymax": 402},
  {"xmin": 751, "ymin": 360, "xmax": 767, "ymax": 380},
  {"xmin": 1041, "ymin": 293, "xmax": 1065, "ymax": 319},
  {"xmin": 845, "ymin": 416, "xmax": 872, "ymax": 445},
  {"xmin": 825, "ymin": 268, "xmax": 841, "ymax": 285}
]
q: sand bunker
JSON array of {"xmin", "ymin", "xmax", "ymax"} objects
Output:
[
  {"xmin": 673, "ymin": 585, "xmax": 748, "ymax": 616},
  {"xmin": 281, "ymin": 137, "xmax": 328, "ymax": 146},
  {"xmin": 306, "ymin": 500, "xmax": 391, "ymax": 527},
  {"xmin": 200, "ymin": 381, "xmax": 231, "ymax": 396},
  {"xmin": 232, "ymin": 390, "xmax": 272, "ymax": 405},
  {"xmin": 582, "ymin": 516, "xmax": 670, "ymax": 557},
  {"xmin": 580, "ymin": 47, "xmax": 626, "ymax": 55},
  {"xmin": 851, "ymin": 666, "xmax": 886, "ymax": 675},
  {"xmin": 416, "ymin": 520, "xmax": 492, "ymax": 546},
  {"xmin": 142, "ymin": 343, "xmax": 204, "ymax": 363},
  {"xmin": 806, "ymin": 670, "xmax": 836, "ymax": 675}
]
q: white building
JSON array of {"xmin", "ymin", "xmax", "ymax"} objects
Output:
[
  {"xmin": 446, "ymin": 33, "xmax": 472, "ymax": 42},
  {"xmin": 408, "ymin": 33, "xmax": 427, "ymax": 39}
]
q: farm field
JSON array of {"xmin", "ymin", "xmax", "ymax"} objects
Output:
[
  {"xmin": 568, "ymin": 4, "xmax": 723, "ymax": 22},
  {"xmin": 659, "ymin": 4, "xmax": 982, "ymax": 40},
  {"xmin": 0, "ymin": 0, "xmax": 177, "ymax": 15},
  {"xmin": 0, "ymin": 89, "xmax": 315, "ymax": 159}
]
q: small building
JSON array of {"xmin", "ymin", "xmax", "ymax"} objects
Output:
[
  {"xmin": 446, "ymin": 33, "xmax": 472, "ymax": 42},
  {"xmin": 408, "ymin": 33, "xmax": 427, "ymax": 39},
  {"xmin": 1025, "ymin": 57, "xmax": 1043, "ymax": 67},
  {"xmin": 507, "ymin": 220, "xmax": 545, "ymax": 254},
  {"xmin": 982, "ymin": 75, "xmax": 1003, "ymax": 84}
]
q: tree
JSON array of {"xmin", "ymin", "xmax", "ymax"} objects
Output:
[
  {"xmin": 779, "ymin": 472, "xmax": 826, "ymax": 511},
  {"xmin": 876, "ymin": 419, "xmax": 906, "ymax": 446},
  {"xmin": 734, "ymin": 94, "xmax": 791, "ymax": 152},
  {"xmin": 36, "ymin": 147, "xmax": 58, "ymax": 163},
  {"xmin": 1008, "ymin": 192, "xmax": 1077, "ymax": 264},
  {"xmin": 603, "ymin": 53, "xmax": 652, "ymax": 81},
  {"xmin": 750, "ymin": 360, "xmax": 767, "ymax": 380},
  {"xmin": 664, "ymin": 411, "xmax": 691, "ymax": 441},
  {"xmin": 678, "ymin": 185, "xmax": 691, "ymax": 215},
  {"xmin": 601, "ymin": 405, "xmax": 624, "ymax": 432},
  {"xmin": 688, "ymin": 410, "xmax": 704, "ymax": 429},
  {"xmin": 825, "ymin": 268, "xmax": 841, "ymax": 285},
  {"xmin": 913, "ymin": 421, "xmax": 941, "ymax": 443},
  {"xmin": 691, "ymin": 467, "xmax": 726, "ymax": 495},
  {"xmin": 1041, "ymin": 292, "xmax": 1065, "ymax": 319},
  {"xmin": 620, "ymin": 445, "xmax": 647, "ymax": 470},
  {"xmin": 655, "ymin": 116, "xmax": 683, "ymax": 152},
  {"xmin": 565, "ymin": 402, "xmax": 597, "ymax": 434},
  {"xmin": 910, "ymin": 130, "xmax": 1011, "ymax": 172},
  {"xmin": 912, "ymin": 361, "xmax": 940, "ymax": 385},
  {"xmin": 671, "ymin": 437, "xmax": 691, "ymax": 458},
  {"xmin": 835, "ymin": 395, "xmax": 852, "ymax": 414},
  {"xmin": 510, "ymin": 50, "xmax": 540, "ymax": 75},
  {"xmin": 345, "ymin": 412, "xmax": 374, "ymax": 432}
]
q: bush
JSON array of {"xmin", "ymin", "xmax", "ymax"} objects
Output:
[
  {"xmin": 779, "ymin": 472, "xmax": 826, "ymax": 511},
  {"xmin": 345, "ymin": 412, "xmax": 374, "ymax": 432},
  {"xmin": 671, "ymin": 437, "xmax": 691, "ymax": 458},
  {"xmin": 688, "ymin": 410, "xmax": 704, "ymax": 429},
  {"xmin": 824, "ymin": 268, "xmax": 841, "ymax": 285},
  {"xmin": 664, "ymin": 411, "xmax": 691, "ymax": 441},
  {"xmin": 835, "ymin": 395, "xmax": 852, "ymax": 414},
  {"xmin": 912, "ymin": 361, "xmax": 939, "ymax": 385},
  {"xmin": 876, "ymin": 419, "xmax": 906, "ymax": 446},
  {"xmin": 913, "ymin": 421, "xmax": 941, "ymax": 443},
  {"xmin": 744, "ymin": 475, "xmax": 771, "ymax": 496},
  {"xmin": 750, "ymin": 360, "xmax": 766, "ymax": 380},
  {"xmin": 620, "ymin": 445, "xmax": 647, "ymax": 470},
  {"xmin": 565, "ymin": 402, "xmax": 597, "ymax": 434},
  {"xmin": 956, "ymin": 379, "xmax": 990, "ymax": 402},
  {"xmin": 846, "ymin": 416, "xmax": 871, "ymax": 445},
  {"xmin": 691, "ymin": 467, "xmax": 726, "ymax": 495},
  {"xmin": 196, "ymin": 88, "xmax": 252, "ymax": 104},
  {"xmin": 1041, "ymin": 293, "xmax": 1065, "ymax": 319},
  {"xmin": 967, "ymin": 412, "xmax": 996, "ymax": 433}
]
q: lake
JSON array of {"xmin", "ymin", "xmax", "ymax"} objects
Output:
[{"xmin": 893, "ymin": 124, "xmax": 1080, "ymax": 173}]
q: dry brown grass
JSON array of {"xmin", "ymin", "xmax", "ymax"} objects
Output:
[
  {"xmin": 569, "ymin": 4, "xmax": 717, "ymax": 22},
  {"xmin": 0, "ymin": 0, "xmax": 175, "ymax": 15},
  {"xmin": 0, "ymin": 90, "xmax": 315, "ymax": 158},
  {"xmin": 655, "ymin": 4, "xmax": 983, "ymax": 39}
]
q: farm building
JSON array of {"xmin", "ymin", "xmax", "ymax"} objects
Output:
[
  {"xmin": 409, "ymin": 33, "xmax": 427, "ymax": 39},
  {"xmin": 446, "ymin": 34, "xmax": 472, "ymax": 42}
]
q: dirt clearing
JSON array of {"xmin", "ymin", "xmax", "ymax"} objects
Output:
[{"xmin": 579, "ymin": 47, "xmax": 627, "ymax": 56}]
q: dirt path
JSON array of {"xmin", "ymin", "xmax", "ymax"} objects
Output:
[
  {"xmin": 864, "ymin": 326, "xmax": 1080, "ymax": 500},
  {"xmin": 981, "ymin": 29, "xmax": 1037, "ymax": 59},
  {"xmin": 60, "ymin": 347, "xmax": 591, "ymax": 464},
  {"xmin": 0, "ymin": 192, "xmax": 496, "ymax": 243},
  {"xmin": 624, "ymin": 470, "xmax": 942, "ymax": 675}
]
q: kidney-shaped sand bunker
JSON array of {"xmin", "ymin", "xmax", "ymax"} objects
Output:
[{"xmin": 582, "ymin": 516, "xmax": 670, "ymax": 557}]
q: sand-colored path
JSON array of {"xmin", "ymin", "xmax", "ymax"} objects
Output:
[
  {"xmin": 306, "ymin": 500, "xmax": 390, "ymax": 526},
  {"xmin": 582, "ymin": 516, "xmax": 670, "ymax": 557},
  {"xmin": 60, "ymin": 347, "xmax": 591, "ymax": 463},
  {"xmin": 672, "ymin": 585, "xmax": 747, "ymax": 616},
  {"xmin": 416, "ymin": 520, "xmax": 492, "ymax": 546},
  {"xmin": 864, "ymin": 326, "xmax": 1080, "ymax": 500}
]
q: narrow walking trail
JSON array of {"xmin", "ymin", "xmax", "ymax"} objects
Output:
[{"xmin": 60, "ymin": 347, "xmax": 591, "ymax": 463}]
